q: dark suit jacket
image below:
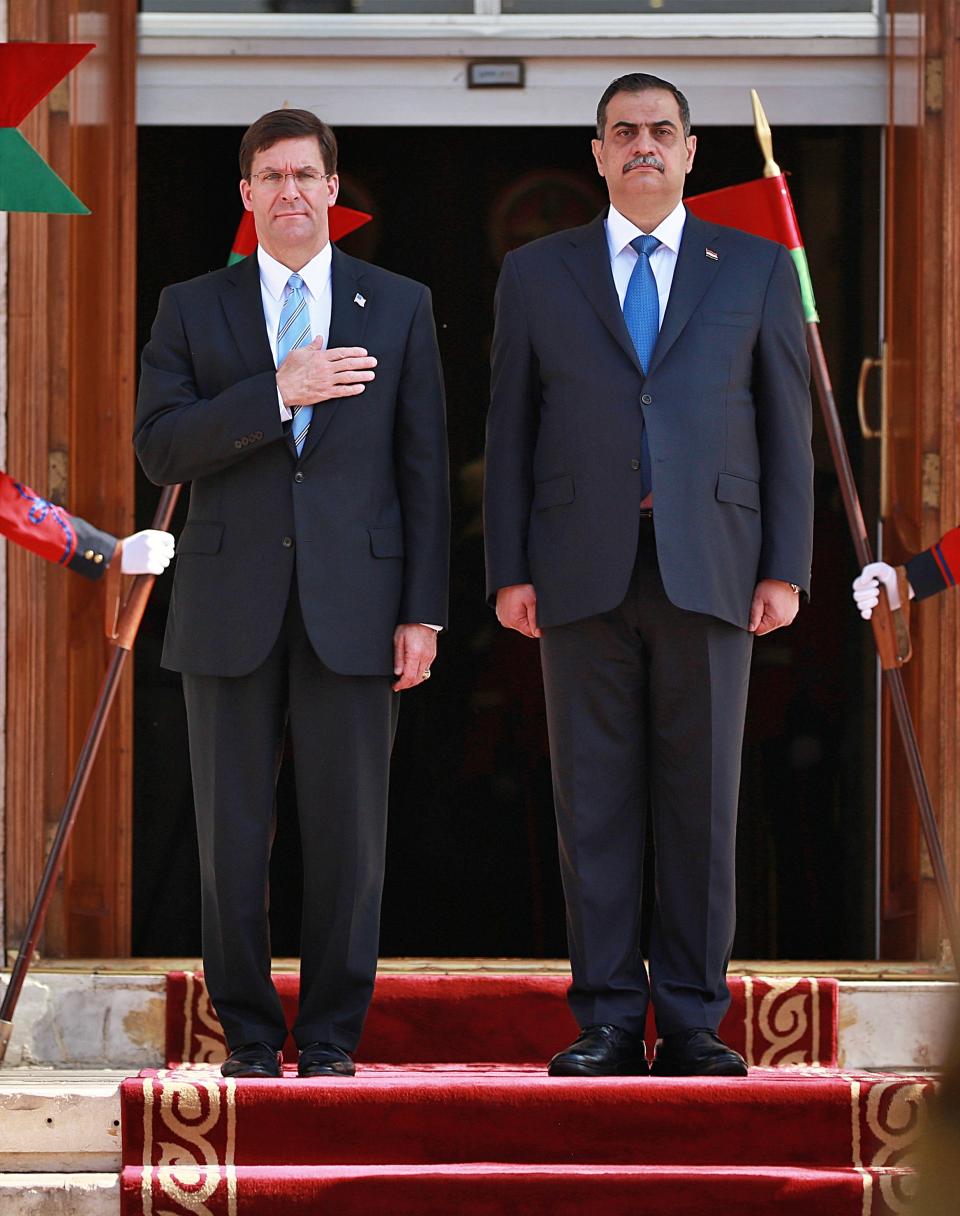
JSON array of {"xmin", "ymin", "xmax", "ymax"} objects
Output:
[
  {"xmin": 135, "ymin": 247, "xmax": 449, "ymax": 678},
  {"xmin": 484, "ymin": 209, "xmax": 813, "ymax": 631}
]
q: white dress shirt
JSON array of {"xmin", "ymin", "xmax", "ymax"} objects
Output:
[
  {"xmin": 258, "ymin": 242, "xmax": 333, "ymax": 421},
  {"xmin": 605, "ymin": 200, "xmax": 687, "ymax": 325}
]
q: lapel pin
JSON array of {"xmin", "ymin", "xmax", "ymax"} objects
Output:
[
  {"xmin": 705, "ymin": 248, "xmax": 719, "ymax": 262},
  {"xmin": 354, "ymin": 293, "xmax": 366, "ymax": 308}
]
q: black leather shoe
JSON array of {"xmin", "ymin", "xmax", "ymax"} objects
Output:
[
  {"xmin": 650, "ymin": 1029, "xmax": 748, "ymax": 1077},
  {"xmin": 220, "ymin": 1041, "xmax": 282, "ymax": 1078},
  {"xmin": 547, "ymin": 1024, "xmax": 648, "ymax": 1077},
  {"xmin": 298, "ymin": 1042, "xmax": 356, "ymax": 1078}
]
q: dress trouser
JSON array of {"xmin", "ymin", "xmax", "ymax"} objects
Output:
[
  {"xmin": 538, "ymin": 518, "xmax": 754, "ymax": 1037},
  {"xmin": 181, "ymin": 578, "xmax": 398, "ymax": 1053}
]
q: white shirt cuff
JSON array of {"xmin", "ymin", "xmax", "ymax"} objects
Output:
[
  {"xmin": 277, "ymin": 384, "xmax": 292, "ymax": 422},
  {"xmin": 420, "ymin": 623, "xmax": 442, "ymax": 632}
]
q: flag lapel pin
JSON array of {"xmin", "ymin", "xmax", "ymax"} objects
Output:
[
  {"xmin": 705, "ymin": 248, "xmax": 719, "ymax": 262},
  {"xmin": 354, "ymin": 292, "xmax": 366, "ymax": 308}
]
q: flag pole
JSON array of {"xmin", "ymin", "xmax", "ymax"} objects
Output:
[
  {"xmin": 0, "ymin": 485, "xmax": 181, "ymax": 1064},
  {"xmin": 750, "ymin": 92, "xmax": 960, "ymax": 971}
]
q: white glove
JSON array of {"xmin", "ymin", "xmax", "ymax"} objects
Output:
[
  {"xmin": 120, "ymin": 529, "xmax": 175, "ymax": 576},
  {"xmin": 852, "ymin": 561, "xmax": 909, "ymax": 619}
]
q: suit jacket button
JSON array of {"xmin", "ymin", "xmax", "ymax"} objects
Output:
[
  {"xmin": 282, "ymin": 536, "xmax": 294, "ymax": 548},
  {"xmin": 83, "ymin": 549, "xmax": 95, "ymax": 560},
  {"xmin": 630, "ymin": 459, "xmax": 640, "ymax": 471},
  {"xmin": 641, "ymin": 393, "xmax": 653, "ymax": 405},
  {"xmin": 294, "ymin": 472, "xmax": 304, "ymax": 483},
  {"xmin": 234, "ymin": 440, "xmax": 243, "ymax": 449},
  {"xmin": 255, "ymin": 431, "xmax": 263, "ymax": 440}
]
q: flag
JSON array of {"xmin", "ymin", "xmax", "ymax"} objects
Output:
[
  {"xmin": 0, "ymin": 41, "xmax": 94, "ymax": 214},
  {"xmin": 227, "ymin": 205, "xmax": 374, "ymax": 266},
  {"xmin": 686, "ymin": 174, "xmax": 818, "ymax": 323}
]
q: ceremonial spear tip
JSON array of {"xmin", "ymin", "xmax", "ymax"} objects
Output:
[{"xmin": 750, "ymin": 88, "xmax": 782, "ymax": 179}]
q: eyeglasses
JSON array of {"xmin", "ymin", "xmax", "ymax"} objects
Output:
[{"xmin": 249, "ymin": 168, "xmax": 330, "ymax": 189}]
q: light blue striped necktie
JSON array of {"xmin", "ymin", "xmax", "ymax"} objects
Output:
[
  {"xmin": 277, "ymin": 272, "xmax": 313, "ymax": 456},
  {"xmin": 622, "ymin": 234, "xmax": 661, "ymax": 498}
]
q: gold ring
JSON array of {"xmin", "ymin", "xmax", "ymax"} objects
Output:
[{"xmin": 422, "ymin": 669, "xmax": 431, "ymax": 679}]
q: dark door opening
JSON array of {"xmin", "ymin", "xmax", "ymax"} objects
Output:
[{"xmin": 134, "ymin": 122, "xmax": 881, "ymax": 960}]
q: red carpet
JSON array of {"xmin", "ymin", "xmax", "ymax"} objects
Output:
[
  {"xmin": 120, "ymin": 973, "xmax": 929, "ymax": 1215},
  {"xmin": 165, "ymin": 971, "xmax": 839, "ymax": 1067},
  {"xmin": 120, "ymin": 1163, "xmax": 917, "ymax": 1215}
]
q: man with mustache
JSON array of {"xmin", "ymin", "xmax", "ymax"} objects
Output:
[
  {"xmin": 136, "ymin": 109, "xmax": 449, "ymax": 1079},
  {"xmin": 484, "ymin": 73, "xmax": 813, "ymax": 1077}
]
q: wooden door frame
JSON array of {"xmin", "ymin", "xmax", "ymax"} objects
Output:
[
  {"xmin": 879, "ymin": 0, "xmax": 960, "ymax": 963},
  {"xmin": 925, "ymin": 0, "xmax": 960, "ymax": 962},
  {"xmin": 4, "ymin": 0, "xmax": 137, "ymax": 959}
]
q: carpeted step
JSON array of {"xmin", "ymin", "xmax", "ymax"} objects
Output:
[
  {"xmin": 121, "ymin": 1064, "xmax": 932, "ymax": 1171},
  {"xmin": 166, "ymin": 971, "xmax": 839, "ymax": 1067},
  {"xmin": 120, "ymin": 1162, "xmax": 916, "ymax": 1216}
]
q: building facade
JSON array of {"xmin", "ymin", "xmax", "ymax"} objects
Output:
[{"xmin": 2, "ymin": 0, "xmax": 957, "ymax": 967}]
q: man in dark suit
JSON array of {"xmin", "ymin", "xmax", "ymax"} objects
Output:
[
  {"xmin": 135, "ymin": 110, "xmax": 449, "ymax": 1079},
  {"xmin": 484, "ymin": 74, "xmax": 813, "ymax": 1077}
]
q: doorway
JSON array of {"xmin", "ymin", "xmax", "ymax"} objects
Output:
[{"xmin": 133, "ymin": 122, "xmax": 881, "ymax": 960}]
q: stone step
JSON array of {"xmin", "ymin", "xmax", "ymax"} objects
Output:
[
  {"xmin": 0, "ymin": 1071, "xmax": 124, "ymax": 1170},
  {"xmin": 0, "ymin": 964, "xmax": 947, "ymax": 1216},
  {"xmin": 0, "ymin": 1063, "xmax": 934, "ymax": 1216},
  {"xmin": 0, "ymin": 1174, "xmax": 118, "ymax": 1216},
  {"xmin": 0, "ymin": 965, "xmax": 955, "ymax": 1070}
]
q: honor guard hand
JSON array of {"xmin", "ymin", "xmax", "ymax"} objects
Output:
[
  {"xmin": 852, "ymin": 561, "xmax": 914, "ymax": 620},
  {"xmin": 121, "ymin": 529, "xmax": 175, "ymax": 576}
]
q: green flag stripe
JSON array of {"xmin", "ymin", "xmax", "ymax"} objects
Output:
[
  {"xmin": 0, "ymin": 128, "xmax": 89, "ymax": 215},
  {"xmin": 789, "ymin": 246, "xmax": 819, "ymax": 324}
]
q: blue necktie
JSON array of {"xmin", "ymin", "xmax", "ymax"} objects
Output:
[
  {"xmin": 622, "ymin": 234, "xmax": 661, "ymax": 499},
  {"xmin": 277, "ymin": 273, "xmax": 313, "ymax": 456}
]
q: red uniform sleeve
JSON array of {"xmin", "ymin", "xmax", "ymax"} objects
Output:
[
  {"xmin": 905, "ymin": 525, "xmax": 960, "ymax": 602},
  {"xmin": 0, "ymin": 469, "xmax": 117, "ymax": 579}
]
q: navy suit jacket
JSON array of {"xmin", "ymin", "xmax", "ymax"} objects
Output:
[
  {"xmin": 484, "ymin": 209, "xmax": 814, "ymax": 630},
  {"xmin": 135, "ymin": 247, "xmax": 450, "ymax": 677}
]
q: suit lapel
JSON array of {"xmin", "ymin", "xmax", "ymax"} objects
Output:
[
  {"xmin": 219, "ymin": 252, "xmax": 276, "ymax": 379},
  {"xmin": 560, "ymin": 212, "xmax": 644, "ymax": 377},
  {"xmin": 647, "ymin": 211, "xmax": 721, "ymax": 377},
  {"xmin": 299, "ymin": 245, "xmax": 369, "ymax": 462}
]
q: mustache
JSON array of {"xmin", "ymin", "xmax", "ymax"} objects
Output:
[{"xmin": 624, "ymin": 154, "xmax": 665, "ymax": 174}]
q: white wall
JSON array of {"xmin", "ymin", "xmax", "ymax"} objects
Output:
[{"xmin": 137, "ymin": 12, "xmax": 888, "ymax": 127}]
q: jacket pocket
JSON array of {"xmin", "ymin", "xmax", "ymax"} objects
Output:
[
  {"xmin": 178, "ymin": 521, "xmax": 224, "ymax": 555},
  {"xmin": 533, "ymin": 473, "xmax": 575, "ymax": 511},
  {"xmin": 369, "ymin": 526, "xmax": 404, "ymax": 558},
  {"xmin": 701, "ymin": 310, "xmax": 755, "ymax": 328},
  {"xmin": 716, "ymin": 472, "xmax": 760, "ymax": 511}
]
